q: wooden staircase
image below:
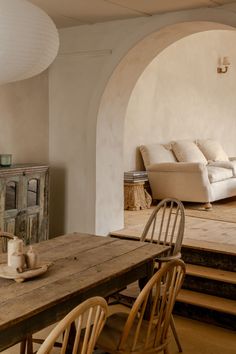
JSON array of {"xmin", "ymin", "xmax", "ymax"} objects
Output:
[
  {"xmin": 109, "ymin": 234, "xmax": 236, "ymax": 331},
  {"xmin": 174, "ymin": 246, "xmax": 236, "ymax": 330}
]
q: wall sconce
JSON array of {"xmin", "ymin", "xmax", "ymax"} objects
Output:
[{"xmin": 217, "ymin": 56, "xmax": 230, "ymax": 74}]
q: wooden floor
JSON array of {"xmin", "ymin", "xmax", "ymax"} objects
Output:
[
  {"xmin": 112, "ymin": 200, "xmax": 236, "ymax": 254},
  {"xmin": 3, "ymin": 314, "xmax": 236, "ymax": 354}
]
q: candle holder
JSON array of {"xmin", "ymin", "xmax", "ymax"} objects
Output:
[{"xmin": 0, "ymin": 154, "xmax": 12, "ymax": 167}]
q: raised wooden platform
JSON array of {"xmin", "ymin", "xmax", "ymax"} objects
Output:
[
  {"xmin": 110, "ymin": 233, "xmax": 236, "ymax": 330},
  {"xmin": 110, "ymin": 202, "xmax": 236, "ymax": 330}
]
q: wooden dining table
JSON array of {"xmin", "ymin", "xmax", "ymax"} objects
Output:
[{"xmin": 0, "ymin": 232, "xmax": 169, "ymax": 351}]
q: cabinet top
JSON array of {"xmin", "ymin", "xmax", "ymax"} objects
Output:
[{"xmin": 0, "ymin": 164, "xmax": 49, "ymax": 176}]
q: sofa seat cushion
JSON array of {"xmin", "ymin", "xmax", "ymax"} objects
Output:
[
  {"xmin": 196, "ymin": 139, "xmax": 229, "ymax": 162},
  {"xmin": 207, "ymin": 166, "xmax": 233, "ymax": 183},
  {"xmin": 172, "ymin": 140, "xmax": 207, "ymax": 164},
  {"xmin": 208, "ymin": 160, "xmax": 236, "ymax": 177},
  {"xmin": 140, "ymin": 143, "xmax": 176, "ymax": 168}
]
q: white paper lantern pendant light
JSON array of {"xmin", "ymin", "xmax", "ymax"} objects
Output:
[{"xmin": 0, "ymin": 0, "xmax": 59, "ymax": 84}]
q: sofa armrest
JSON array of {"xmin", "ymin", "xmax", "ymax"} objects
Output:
[
  {"xmin": 229, "ymin": 157, "xmax": 236, "ymax": 161},
  {"xmin": 147, "ymin": 162, "xmax": 212, "ymax": 202},
  {"xmin": 147, "ymin": 162, "xmax": 206, "ymax": 173}
]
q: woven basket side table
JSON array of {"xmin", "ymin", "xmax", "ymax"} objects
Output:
[{"xmin": 124, "ymin": 182, "xmax": 152, "ymax": 211}]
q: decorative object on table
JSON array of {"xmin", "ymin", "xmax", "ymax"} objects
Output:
[
  {"xmin": 124, "ymin": 170, "xmax": 148, "ymax": 183},
  {"xmin": 0, "ymin": 263, "xmax": 51, "ymax": 283},
  {"xmin": 0, "ymin": 232, "xmax": 51, "ymax": 282},
  {"xmin": 0, "ymin": 0, "xmax": 59, "ymax": 85},
  {"xmin": 0, "ymin": 154, "xmax": 12, "ymax": 167},
  {"xmin": 9, "ymin": 251, "xmax": 26, "ymax": 272},
  {"xmin": 26, "ymin": 246, "xmax": 38, "ymax": 269},
  {"xmin": 124, "ymin": 171, "xmax": 152, "ymax": 210},
  {"xmin": 7, "ymin": 236, "xmax": 24, "ymax": 266}
]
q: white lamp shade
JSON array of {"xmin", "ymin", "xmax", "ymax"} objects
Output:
[{"xmin": 0, "ymin": 0, "xmax": 59, "ymax": 84}]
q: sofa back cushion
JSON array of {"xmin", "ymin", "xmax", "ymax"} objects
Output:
[
  {"xmin": 172, "ymin": 140, "xmax": 207, "ymax": 164},
  {"xmin": 196, "ymin": 139, "xmax": 229, "ymax": 162},
  {"xmin": 140, "ymin": 143, "xmax": 176, "ymax": 168}
]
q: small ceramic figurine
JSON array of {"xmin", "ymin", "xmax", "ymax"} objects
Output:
[{"xmin": 26, "ymin": 246, "xmax": 38, "ymax": 269}]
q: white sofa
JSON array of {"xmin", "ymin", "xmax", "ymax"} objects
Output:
[{"xmin": 140, "ymin": 139, "xmax": 236, "ymax": 205}]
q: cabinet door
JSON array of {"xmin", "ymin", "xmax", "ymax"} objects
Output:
[
  {"xmin": 0, "ymin": 176, "xmax": 22, "ymax": 251},
  {"xmin": 0, "ymin": 167, "xmax": 49, "ymax": 250},
  {"xmin": 23, "ymin": 173, "xmax": 47, "ymax": 244}
]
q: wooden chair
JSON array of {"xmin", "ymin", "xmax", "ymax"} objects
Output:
[
  {"xmin": 141, "ymin": 198, "xmax": 185, "ymax": 352},
  {"xmin": 140, "ymin": 198, "xmax": 185, "ymax": 262},
  {"xmin": 36, "ymin": 296, "xmax": 108, "ymax": 354},
  {"xmin": 97, "ymin": 259, "xmax": 186, "ymax": 354},
  {"xmin": 115, "ymin": 198, "xmax": 185, "ymax": 351}
]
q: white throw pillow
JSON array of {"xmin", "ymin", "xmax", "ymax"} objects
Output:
[
  {"xmin": 196, "ymin": 139, "xmax": 229, "ymax": 162},
  {"xmin": 172, "ymin": 140, "xmax": 207, "ymax": 164},
  {"xmin": 140, "ymin": 143, "xmax": 176, "ymax": 168}
]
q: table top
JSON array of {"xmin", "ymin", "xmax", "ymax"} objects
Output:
[{"xmin": 0, "ymin": 233, "xmax": 169, "ymax": 350}]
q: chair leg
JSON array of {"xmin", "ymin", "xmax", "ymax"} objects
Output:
[{"xmin": 170, "ymin": 315, "xmax": 182, "ymax": 352}]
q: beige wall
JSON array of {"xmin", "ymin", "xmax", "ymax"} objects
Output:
[
  {"xmin": 124, "ymin": 30, "xmax": 236, "ymax": 171},
  {"xmin": 1, "ymin": 9, "xmax": 236, "ymax": 238},
  {"xmin": 0, "ymin": 71, "xmax": 49, "ymax": 164},
  {"xmin": 49, "ymin": 9, "xmax": 236, "ymax": 236}
]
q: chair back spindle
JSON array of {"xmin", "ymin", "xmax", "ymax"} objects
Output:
[
  {"xmin": 117, "ymin": 260, "xmax": 186, "ymax": 353},
  {"xmin": 37, "ymin": 297, "xmax": 108, "ymax": 354},
  {"xmin": 141, "ymin": 198, "xmax": 185, "ymax": 260}
]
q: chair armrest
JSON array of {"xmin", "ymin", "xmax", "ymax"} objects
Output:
[{"xmin": 147, "ymin": 162, "xmax": 206, "ymax": 173}]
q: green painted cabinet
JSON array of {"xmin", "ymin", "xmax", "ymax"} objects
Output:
[{"xmin": 0, "ymin": 165, "xmax": 49, "ymax": 250}]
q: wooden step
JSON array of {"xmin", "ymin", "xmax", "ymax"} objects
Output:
[
  {"xmin": 186, "ymin": 264, "xmax": 236, "ymax": 284},
  {"xmin": 182, "ymin": 245, "xmax": 236, "ymax": 272},
  {"xmin": 177, "ymin": 289, "xmax": 236, "ymax": 316}
]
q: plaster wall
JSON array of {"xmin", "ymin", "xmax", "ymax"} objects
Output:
[
  {"xmin": 0, "ymin": 72, "xmax": 49, "ymax": 164},
  {"xmin": 49, "ymin": 8, "xmax": 236, "ymax": 236},
  {"xmin": 124, "ymin": 30, "xmax": 236, "ymax": 171},
  {"xmin": 49, "ymin": 18, "xmax": 149, "ymax": 236}
]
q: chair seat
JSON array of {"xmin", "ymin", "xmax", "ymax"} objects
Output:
[{"xmin": 97, "ymin": 312, "xmax": 168, "ymax": 354}]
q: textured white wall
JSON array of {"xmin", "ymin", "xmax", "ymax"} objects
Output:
[
  {"xmin": 0, "ymin": 71, "xmax": 49, "ymax": 164},
  {"xmin": 2, "ymin": 10, "xmax": 236, "ymax": 238},
  {"xmin": 50, "ymin": 9, "xmax": 236, "ymax": 236},
  {"xmin": 124, "ymin": 30, "xmax": 236, "ymax": 171}
]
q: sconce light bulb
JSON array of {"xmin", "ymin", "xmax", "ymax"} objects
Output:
[{"xmin": 222, "ymin": 56, "xmax": 230, "ymax": 66}]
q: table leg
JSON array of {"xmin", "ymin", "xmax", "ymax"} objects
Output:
[{"xmin": 20, "ymin": 336, "xmax": 33, "ymax": 354}]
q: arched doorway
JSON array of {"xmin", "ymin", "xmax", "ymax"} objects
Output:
[{"xmin": 96, "ymin": 19, "xmax": 236, "ymax": 235}]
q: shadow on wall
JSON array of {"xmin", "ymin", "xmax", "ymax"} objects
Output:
[
  {"xmin": 49, "ymin": 167, "xmax": 66, "ymax": 237},
  {"xmin": 135, "ymin": 147, "xmax": 145, "ymax": 171}
]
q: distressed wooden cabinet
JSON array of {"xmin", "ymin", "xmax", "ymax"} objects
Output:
[{"xmin": 0, "ymin": 164, "xmax": 49, "ymax": 248}]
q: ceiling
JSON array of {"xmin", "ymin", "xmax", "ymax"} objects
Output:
[{"xmin": 29, "ymin": 0, "xmax": 236, "ymax": 28}]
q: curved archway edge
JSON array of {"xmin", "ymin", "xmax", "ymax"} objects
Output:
[{"xmin": 95, "ymin": 8, "xmax": 236, "ymax": 235}]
